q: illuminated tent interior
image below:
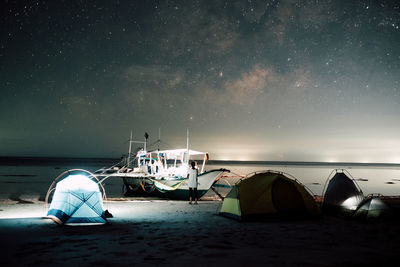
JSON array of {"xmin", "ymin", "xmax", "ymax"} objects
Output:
[
  {"xmin": 322, "ymin": 171, "xmax": 364, "ymax": 217},
  {"xmin": 46, "ymin": 172, "xmax": 108, "ymax": 225},
  {"xmin": 353, "ymin": 196, "xmax": 391, "ymax": 221},
  {"xmin": 219, "ymin": 171, "xmax": 320, "ymax": 220}
]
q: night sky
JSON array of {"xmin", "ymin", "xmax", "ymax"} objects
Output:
[{"xmin": 1, "ymin": 0, "xmax": 399, "ymax": 162}]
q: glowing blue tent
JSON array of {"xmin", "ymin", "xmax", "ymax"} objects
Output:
[{"xmin": 47, "ymin": 172, "xmax": 107, "ymax": 225}]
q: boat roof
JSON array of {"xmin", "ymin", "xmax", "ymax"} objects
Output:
[{"xmin": 147, "ymin": 149, "xmax": 206, "ymax": 156}]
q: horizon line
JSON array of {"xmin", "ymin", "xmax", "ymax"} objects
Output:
[{"xmin": 1, "ymin": 155, "xmax": 399, "ymax": 167}]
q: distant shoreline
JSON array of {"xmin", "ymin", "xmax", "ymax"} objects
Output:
[
  {"xmin": 0, "ymin": 156, "xmax": 117, "ymax": 166},
  {"xmin": 208, "ymin": 160, "xmax": 400, "ymax": 168},
  {"xmin": 1, "ymin": 156, "xmax": 400, "ymax": 168}
]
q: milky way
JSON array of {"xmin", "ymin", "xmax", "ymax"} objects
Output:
[{"xmin": 1, "ymin": 1, "xmax": 399, "ymax": 162}]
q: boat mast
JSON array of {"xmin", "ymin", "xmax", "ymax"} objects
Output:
[
  {"xmin": 144, "ymin": 132, "xmax": 149, "ymax": 152},
  {"xmin": 127, "ymin": 131, "xmax": 133, "ymax": 167},
  {"xmin": 126, "ymin": 131, "xmax": 149, "ymax": 167},
  {"xmin": 158, "ymin": 128, "xmax": 161, "ymax": 151},
  {"xmin": 186, "ymin": 128, "xmax": 189, "ymax": 164}
]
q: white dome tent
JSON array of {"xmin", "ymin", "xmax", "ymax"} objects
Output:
[
  {"xmin": 45, "ymin": 169, "xmax": 109, "ymax": 225},
  {"xmin": 353, "ymin": 196, "xmax": 391, "ymax": 221}
]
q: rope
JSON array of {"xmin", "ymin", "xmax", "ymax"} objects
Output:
[
  {"xmin": 96, "ymin": 158, "xmax": 125, "ymax": 175},
  {"xmin": 140, "ymin": 181, "xmax": 156, "ymax": 193},
  {"xmin": 225, "ymin": 170, "xmax": 245, "ymax": 178}
]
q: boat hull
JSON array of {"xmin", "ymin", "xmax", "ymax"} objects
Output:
[
  {"xmin": 152, "ymin": 188, "xmax": 209, "ymax": 200},
  {"xmin": 122, "ymin": 169, "xmax": 228, "ymax": 199}
]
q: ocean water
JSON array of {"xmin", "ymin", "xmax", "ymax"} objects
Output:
[
  {"xmin": 208, "ymin": 162, "xmax": 400, "ymax": 197},
  {"xmin": 0, "ymin": 157, "xmax": 121, "ymax": 201},
  {"xmin": 0, "ymin": 157, "xmax": 399, "ymax": 202}
]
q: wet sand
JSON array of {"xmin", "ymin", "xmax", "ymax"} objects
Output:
[{"xmin": 0, "ymin": 199, "xmax": 399, "ymax": 266}]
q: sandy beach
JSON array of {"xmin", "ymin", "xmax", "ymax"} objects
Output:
[{"xmin": 0, "ymin": 199, "xmax": 399, "ymax": 266}]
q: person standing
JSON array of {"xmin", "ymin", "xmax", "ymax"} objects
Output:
[{"xmin": 187, "ymin": 161, "xmax": 198, "ymax": 204}]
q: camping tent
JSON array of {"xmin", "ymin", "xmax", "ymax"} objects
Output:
[
  {"xmin": 46, "ymin": 173, "xmax": 107, "ymax": 225},
  {"xmin": 219, "ymin": 171, "xmax": 320, "ymax": 220},
  {"xmin": 353, "ymin": 196, "xmax": 391, "ymax": 221},
  {"xmin": 322, "ymin": 171, "xmax": 364, "ymax": 217}
]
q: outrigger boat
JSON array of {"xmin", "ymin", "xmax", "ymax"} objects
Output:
[{"xmin": 95, "ymin": 132, "xmax": 229, "ymax": 200}]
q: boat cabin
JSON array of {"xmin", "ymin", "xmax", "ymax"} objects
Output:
[{"xmin": 130, "ymin": 149, "xmax": 209, "ymax": 178}]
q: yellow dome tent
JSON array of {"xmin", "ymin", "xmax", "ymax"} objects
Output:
[{"xmin": 219, "ymin": 171, "xmax": 320, "ymax": 220}]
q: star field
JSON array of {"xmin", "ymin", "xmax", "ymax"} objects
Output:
[{"xmin": 1, "ymin": 0, "xmax": 399, "ymax": 162}]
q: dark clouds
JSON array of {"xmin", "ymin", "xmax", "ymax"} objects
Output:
[{"xmin": 1, "ymin": 0, "xmax": 399, "ymax": 161}]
